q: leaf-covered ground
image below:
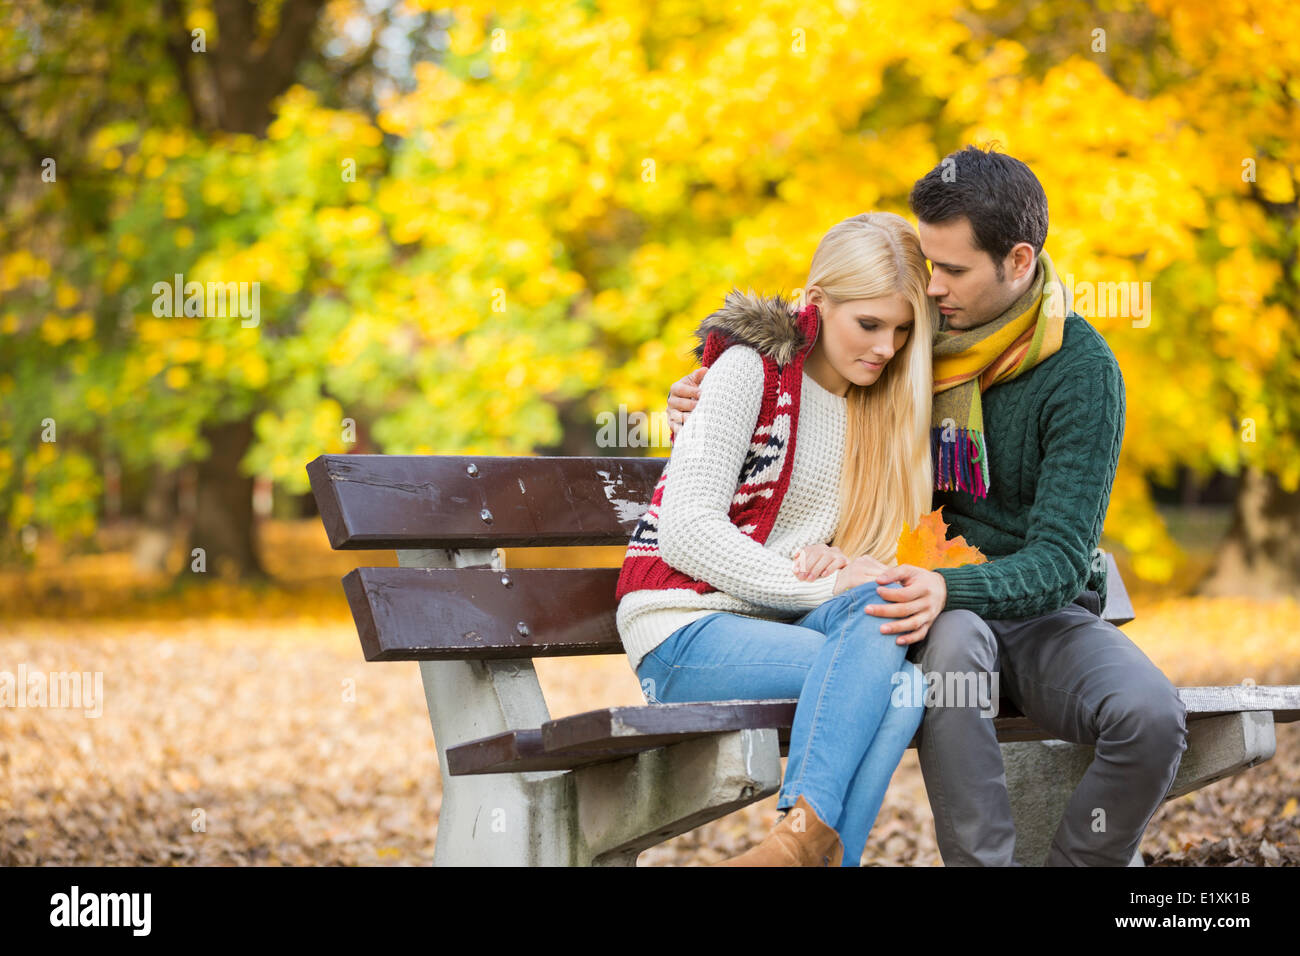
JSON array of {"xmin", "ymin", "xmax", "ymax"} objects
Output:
[
  {"xmin": 1, "ymin": 520, "xmax": 1297, "ymax": 865},
  {"xmin": 1, "ymin": 596, "xmax": 1297, "ymax": 866}
]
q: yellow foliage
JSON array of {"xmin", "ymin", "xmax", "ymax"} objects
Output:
[
  {"xmin": 86, "ymin": 387, "xmax": 110, "ymax": 414},
  {"xmin": 54, "ymin": 283, "xmax": 79, "ymax": 308},
  {"xmin": 117, "ymin": 234, "xmax": 144, "ymax": 258},
  {"xmin": 240, "ymin": 353, "xmax": 269, "ymax": 389},
  {"xmin": 203, "ymin": 342, "xmax": 226, "ymax": 369},
  {"xmin": 4, "ymin": 0, "xmax": 1296, "ymax": 589},
  {"xmin": 163, "ymin": 187, "xmax": 187, "ymax": 219},
  {"xmin": 171, "ymin": 338, "xmax": 201, "ymax": 364},
  {"xmin": 104, "ymin": 260, "xmax": 130, "ymax": 293},
  {"xmin": 2, "ymin": 250, "xmax": 50, "ymax": 289},
  {"xmin": 40, "ymin": 314, "xmax": 69, "ymax": 346}
]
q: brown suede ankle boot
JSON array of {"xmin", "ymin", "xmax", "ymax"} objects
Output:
[{"xmin": 712, "ymin": 795, "xmax": 844, "ymax": 867}]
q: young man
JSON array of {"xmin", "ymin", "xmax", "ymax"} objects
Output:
[{"xmin": 663, "ymin": 145, "xmax": 1187, "ymax": 866}]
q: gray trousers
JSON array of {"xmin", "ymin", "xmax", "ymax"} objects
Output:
[{"xmin": 906, "ymin": 590, "xmax": 1188, "ymax": 866}]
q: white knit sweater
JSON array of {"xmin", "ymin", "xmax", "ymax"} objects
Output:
[{"xmin": 617, "ymin": 344, "xmax": 849, "ymax": 672}]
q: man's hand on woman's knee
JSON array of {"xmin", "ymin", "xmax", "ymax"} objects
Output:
[{"xmin": 864, "ymin": 565, "xmax": 948, "ymax": 645}]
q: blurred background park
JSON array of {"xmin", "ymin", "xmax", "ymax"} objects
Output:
[{"xmin": 0, "ymin": 0, "xmax": 1297, "ymax": 865}]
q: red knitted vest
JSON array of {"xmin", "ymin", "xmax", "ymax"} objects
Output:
[{"xmin": 614, "ymin": 301, "xmax": 821, "ymax": 600}]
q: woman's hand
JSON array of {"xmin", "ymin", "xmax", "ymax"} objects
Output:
[
  {"xmin": 667, "ymin": 367, "xmax": 707, "ymax": 439},
  {"xmin": 830, "ymin": 554, "xmax": 890, "ymax": 595},
  {"xmin": 792, "ymin": 543, "xmax": 849, "ymax": 581}
]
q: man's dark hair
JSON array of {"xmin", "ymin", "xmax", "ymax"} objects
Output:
[{"xmin": 908, "ymin": 145, "xmax": 1048, "ymax": 281}]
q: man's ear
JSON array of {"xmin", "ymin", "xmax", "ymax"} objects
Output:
[{"xmin": 1007, "ymin": 242, "xmax": 1036, "ymax": 282}]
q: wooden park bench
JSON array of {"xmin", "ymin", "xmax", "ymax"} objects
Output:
[{"xmin": 306, "ymin": 453, "xmax": 1300, "ymax": 866}]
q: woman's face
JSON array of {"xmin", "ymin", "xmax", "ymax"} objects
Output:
[{"xmin": 806, "ymin": 288, "xmax": 914, "ymax": 396}]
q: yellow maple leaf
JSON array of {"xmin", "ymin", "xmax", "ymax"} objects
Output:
[{"xmin": 896, "ymin": 507, "xmax": 988, "ymax": 571}]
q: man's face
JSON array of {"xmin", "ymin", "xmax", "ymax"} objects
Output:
[{"xmin": 917, "ymin": 217, "xmax": 1025, "ymax": 330}]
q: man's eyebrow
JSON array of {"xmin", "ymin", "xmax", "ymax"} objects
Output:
[{"xmin": 929, "ymin": 260, "xmax": 967, "ymax": 270}]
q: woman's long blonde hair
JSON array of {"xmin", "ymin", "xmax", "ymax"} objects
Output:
[{"xmin": 804, "ymin": 212, "xmax": 936, "ymax": 564}]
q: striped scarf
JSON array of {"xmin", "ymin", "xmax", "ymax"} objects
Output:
[{"xmin": 931, "ymin": 251, "xmax": 1067, "ymax": 499}]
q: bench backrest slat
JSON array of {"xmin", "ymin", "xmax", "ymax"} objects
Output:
[
  {"xmin": 308, "ymin": 454, "xmax": 664, "ymax": 550},
  {"xmin": 344, "ymin": 566, "xmax": 625, "ymax": 660}
]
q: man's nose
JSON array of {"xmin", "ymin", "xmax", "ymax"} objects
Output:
[{"xmin": 927, "ymin": 274, "xmax": 946, "ymax": 298}]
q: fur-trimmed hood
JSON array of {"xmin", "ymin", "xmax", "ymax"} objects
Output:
[{"xmin": 691, "ymin": 289, "xmax": 817, "ymax": 367}]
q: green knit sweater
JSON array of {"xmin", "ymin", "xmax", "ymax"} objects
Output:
[{"xmin": 934, "ymin": 310, "xmax": 1124, "ymax": 619}]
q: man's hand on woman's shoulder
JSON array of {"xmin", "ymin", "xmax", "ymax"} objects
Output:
[{"xmin": 667, "ymin": 367, "xmax": 707, "ymax": 438}]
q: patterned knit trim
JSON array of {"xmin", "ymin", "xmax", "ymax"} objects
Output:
[{"xmin": 615, "ymin": 301, "xmax": 820, "ymax": 601}]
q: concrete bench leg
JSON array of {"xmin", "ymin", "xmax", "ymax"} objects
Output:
[
  {"xmin": 400, "ymin": 547, "xmax": 570, "ymax": 866},
  {"xmin": 1002, "ymin": 711, "xmax": 1277, "ymax": 866},
  {"xmin": 417, "ymin": 653, "xmax": 575, "ymax": 865},
  {"xmin": 570, "ymin": 728, "xmax": 783, "ymax": 866}
]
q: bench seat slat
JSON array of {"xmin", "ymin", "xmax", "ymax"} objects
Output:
[
  {"xmin": 1176, "ymin": 685, "xmax": 1300, "ymax": 723},
  {"xmin": 443, "ymin": 729, "xmax": 653, "ymax": 774},
  {"xmin": 542, "ymin": 700, "xmax": 798, "ymax": 755},
  {"xmin": 443, "ymin": 686, "xmax": 1300, "ymax": 775},
  {"xmin": 444, "ymin": 702, "xmax": 1069, "ymax": 775}
]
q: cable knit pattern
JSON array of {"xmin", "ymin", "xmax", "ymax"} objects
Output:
[
  {"xmin": 934, "ymin": 312, "xmax": 1125, "ymax": 618},
  {"xmin": 617, "ymin": 344, "xmax": 847, "ymax": 672}
]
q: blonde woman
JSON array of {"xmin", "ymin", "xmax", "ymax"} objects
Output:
[{"xmin": 615, "ymin": 212, "xmax": 938, "ymax": 866}]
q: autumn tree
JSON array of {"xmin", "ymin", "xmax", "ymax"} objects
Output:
[
  {"xmin": 2, "ymin": 0, "xmax": 378, "ymax": 577},
  {"xmin": 3, "ymin": 0, "xmax": 1296, "ymax": 598}
]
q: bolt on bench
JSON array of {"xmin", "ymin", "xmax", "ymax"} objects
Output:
[{"xmin": 307, "ymin": 454, "xmax": 1300, "ymax": 866}]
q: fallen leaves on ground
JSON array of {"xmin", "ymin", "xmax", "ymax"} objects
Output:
[
  {"xmin": 1, "ymin": 596, "xmax": 1298, "ymax": 866},
  {"xmin": 0, "ymin": 620, "xmax": 440, "ymax": 865}
]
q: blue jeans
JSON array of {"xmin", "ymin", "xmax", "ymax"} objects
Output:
[{"xmin": 635, "ymin": 580, "xmax": 924, "ymax": 866}]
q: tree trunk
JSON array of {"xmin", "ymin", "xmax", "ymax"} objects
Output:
[
  {"xmin": 185, "ymin": 417, "xmax": 266, "ymax": 581},
  {"xmin": 132, "ymin": 465, "xmax": 177, "ymax": 574},
  {"xmin": 166, "ymin": 0, "xmax": 327, "ymax": 582},
  {"xmin": 1196, "ymin": 467, "xmax": 1300, "ymax": 599},
  {"xmin": 535, "ymin": 398, "xmax": 605, "ymax": 456}
]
